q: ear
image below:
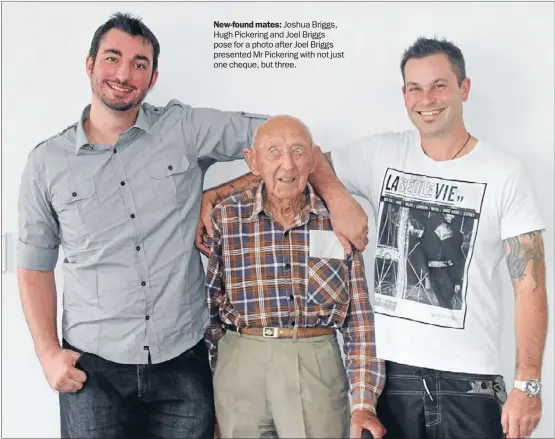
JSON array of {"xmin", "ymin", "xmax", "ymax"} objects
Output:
[
  {"xmin": 148, "ymin": 69, "xmax": 159, "ymax": 90},
  {"xmin": 86, "ymin": 56, "xmax": 94, "ymax": 78},
  {"xmin": 308, "ymin": 145, "xmax": 318, "ymax": 175},
  {"xmin": 460, "ymin": 77, "xmax": 471, "ymax": 102},
  {"xmin": 402, "ymin": 85, "xmax": 407, "ymax": 98},
  {"xmin": 243, "ymin": 148, "xmax": 260, "ymax": 176}
]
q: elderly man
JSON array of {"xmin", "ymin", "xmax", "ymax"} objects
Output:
[{"xmin": 204, "ymin": 116, "xmax": 385, "ymax": 439}]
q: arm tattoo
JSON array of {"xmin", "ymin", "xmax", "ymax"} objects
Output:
[
  {"xmin": 504, "ymin": 230, "xmax": 544, "ymax": 293},
  {"xmin": 226, "ymin": 173, "xmax": 261, "ymax": 197}
]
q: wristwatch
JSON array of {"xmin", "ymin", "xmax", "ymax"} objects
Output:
[{"xmin": 513, "ymin": 379, "xmax": 541, "ymax": 397}]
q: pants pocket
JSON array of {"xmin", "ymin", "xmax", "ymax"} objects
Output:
[
  {"xmin": 439, "ymin": 374, "xmax": 505, "ymax": 438},
  {"xmin": 75, "ymin": 352, "xmax": 89, "ymax": 370},
  {"xmin": 493, "ymin": 375, "xmax": 507, "ymax": 402}
]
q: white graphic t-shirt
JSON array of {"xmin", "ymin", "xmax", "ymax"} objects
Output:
[{"xmin": 332, "ymin": 130, "xmax": 544, "ymax": 374}]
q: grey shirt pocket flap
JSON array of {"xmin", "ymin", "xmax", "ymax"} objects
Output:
[
  {"xmin": 147, "ymin": 155, "xmax": 190, "ymax": 179},
  {"xmin": 63, "ymin": 178, "xmax": 96, "ymax": 203}
]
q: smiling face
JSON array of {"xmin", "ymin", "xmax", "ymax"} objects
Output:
[
  {"xmin": 402, "ymin": 53, "xmax": 470, "ymax": 138},
  {"xmin": 244, "ymin": 116, "xmax": 316, "ymax": 202},
  {"xmin": 86, "ymin": 29, "xmax": 158, "ymax": 112}
]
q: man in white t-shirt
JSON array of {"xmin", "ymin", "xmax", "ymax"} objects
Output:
[
  {"xmin": 195, "ymin": 37, "xmax": 548, "ymax": 439},
  {"xmin": 308, "ymin": 37, "xmax": 548, "ymax": 439}
]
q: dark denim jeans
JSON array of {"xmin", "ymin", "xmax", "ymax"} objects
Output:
[
  {"xmin": 376, "ymin": 361, "xmax": 507, "ymax": 439},
  {"xmin": 59, "ymin": 339, "xmax": 215, "ymax": 439}
]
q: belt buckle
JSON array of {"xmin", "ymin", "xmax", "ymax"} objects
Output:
[{"xmin": 262, "ymin": 327, "xmax": 279, "ymax": 338}]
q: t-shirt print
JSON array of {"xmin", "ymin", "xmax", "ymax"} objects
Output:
[{"xmin": 374, "ymin": 168, "xmax": 487, "ymax": 329}]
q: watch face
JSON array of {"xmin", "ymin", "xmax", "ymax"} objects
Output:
[{"xmin": 525, "ymin": 380, "xmax": 541, "ymax": 396}]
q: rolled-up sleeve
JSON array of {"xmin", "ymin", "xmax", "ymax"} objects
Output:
[
  {"xmin": 204, "ymin": 207, "xmax": 226, "ymax": 372},
  {"xmin": 186, "ymin": 107, "xmax": 268, "ymax": 162},
  {"xmin": 17, "ymin": 150, "xmax": 59, "ymax": 271}
]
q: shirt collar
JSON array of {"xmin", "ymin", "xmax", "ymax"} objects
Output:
[
  {"xmin": 249, "ymin": 181, "xmax": 330, "ymax": 221},
  {"xmin": 75, "ymin": 104, "xmax": 152, "ymax": 154}
]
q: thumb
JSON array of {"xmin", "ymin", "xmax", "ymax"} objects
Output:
[
  {"xmin": 202, "ymin": 206, "xmax": 215, "ymax": 238},
  {"xmin": 337, "ymin": 233, "xmax": 352, "ymax": 255},
  {"xmin": 205, "ymin": 216, "xmax": 214, "ymax": 238},
  {"xmin": 69, "ymin": 350, "xmax": 81, "ymax": 365}
]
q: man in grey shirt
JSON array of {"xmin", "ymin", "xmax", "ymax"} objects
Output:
[{"xmin": 17, "ymin": 12, "xmax": 267, "ymax": 439}]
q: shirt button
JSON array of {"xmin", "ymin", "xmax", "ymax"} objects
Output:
[
  {"xmin": 136, "ymin": 246, "xmax": 141, "ymax": 251},
  {"xmin": 168, "ymin": 165, "xmax": 173, "ymax": 171},
  {"xmin": 141, "ymin": 281, "xmax": 146, "ymax": 286},
  {"xmin": 145, "ymin": 315, "xmax": 150, "ymax": 320},
  {"xmin": 284, "ymin": 263, "xmax": 291, "ymax": 270},
  {"xmin": 120, "ymin": 181, "xmax": 125, "ymax": 186},
  {"xmin": 130, "ymin": 214, "xmax": 136, "ymax": 219},
  {"xmin": 72, "ymin": 192, "xmax": 77, "ymax": 197}
]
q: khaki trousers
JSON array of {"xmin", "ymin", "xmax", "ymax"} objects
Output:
[{"xmin": 214, "ymin": 330, "xmax": 350, "ymax": 438}]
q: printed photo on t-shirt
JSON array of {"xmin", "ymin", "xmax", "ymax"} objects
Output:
[{"xmin": 374, "ymin": 168, "xmax": 487, "ymax": 329}]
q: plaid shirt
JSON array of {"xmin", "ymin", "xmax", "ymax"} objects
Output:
[{"xmin": 205, "ymin": 182, "xmax": 385, "ymax": 412}]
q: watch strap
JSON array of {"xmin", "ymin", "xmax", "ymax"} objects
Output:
[{"xmin": 513, "ymin": 379, "xmax": 528, "ymax": 391}]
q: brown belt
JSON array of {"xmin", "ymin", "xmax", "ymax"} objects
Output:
[{"xmin": 229, "ymin": 326, "xmax": 334, "ymax": 339}]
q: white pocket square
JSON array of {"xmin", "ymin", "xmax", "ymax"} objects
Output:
[{"xmin": 309, "ymin": 230, "xmax": 345, "ymax": 260}]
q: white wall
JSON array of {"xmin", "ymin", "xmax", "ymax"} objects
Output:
[{"xmin": 1, "ymin": 2, "xmax": 553, "ymax": 437}]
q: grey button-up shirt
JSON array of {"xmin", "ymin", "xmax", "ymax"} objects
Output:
[{"xmin": 18, "ymin": 99, "xmax": 267, "ymax": 364}]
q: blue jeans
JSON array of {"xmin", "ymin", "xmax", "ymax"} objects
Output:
[
  {"xmin": 376, "ymin": 361, "xmax": 507, "ymax": 439},
  {"xmin": 59, "ymin": 339, "xmax": 215, "ymax": 438}
]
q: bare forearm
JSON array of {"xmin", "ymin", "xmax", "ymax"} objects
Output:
[
  {"xmin": 207, "ymin": 172, "xmax": 261, "ymax": 202},
  {"xmin": 18, "ymin": 268, "xmax": 60, "ymax": 359},
  {"xmin": 504, "ymin": 231, "xmax": 548, "ymax": 379},
  {"xmin": 309, "ymin": 148, "xmax": 350, "ymax": 205},
  {"xmin": 308, "ymin": 148, "xmax": 369, "ymax": 252},
  {"xmin": 515, "ymin": 289, "xmax": 547, "ymax": 379}
]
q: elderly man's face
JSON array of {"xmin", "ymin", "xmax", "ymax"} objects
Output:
[{"xmin": 245, "ymin": 118, "xmax": 315, "ymax": 201}]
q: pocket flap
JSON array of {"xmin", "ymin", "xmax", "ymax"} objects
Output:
[
  {"xmin": 147, "ymin": 155, "xmax": 190, "ymax": 179},
  {"xmin": 64, "ymin": 178, "xmax": 96, "ymax": 203}
]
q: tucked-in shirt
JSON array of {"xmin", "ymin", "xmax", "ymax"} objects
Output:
[
  {"xmin": 18, "ymin": 99, "xmax": 267, "ymax": 364},
  {"xmin": 205, "ymin": 182, "xmax": 385, "ymax": 412}
]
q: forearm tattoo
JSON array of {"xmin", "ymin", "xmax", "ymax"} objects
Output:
[
  {"xmin": 504, "ymin": 230, "xmax": 544, "ymax": 293},
  {"xmin": 226, "ymin": 173, "xmax": 261, "ymax": 197}
]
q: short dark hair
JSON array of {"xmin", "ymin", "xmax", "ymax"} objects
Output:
[
  {"xmin": 89, "ymin": 12, "xmax": 160, "ymax": 71},
  {"xmin": 401, "ymin": 37, "xmax": 466, "ymax": 86}
]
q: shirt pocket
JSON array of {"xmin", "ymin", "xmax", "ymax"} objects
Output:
[
  {"xmin": 147, "ymin": 154, "xmax": 192, "ymax": 206},
  {"xmin": 59, "ymin": 178, "xmax": 122, "ymax": 231},
  {"xmin": 57, "ymin": 178, "xmax": 97, "ymax": 223},
  {"xmin": 307, "ymin": 257, "xmax": 350, "ymax": 307}
]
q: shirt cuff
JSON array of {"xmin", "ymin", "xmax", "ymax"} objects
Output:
[
  {"xmin": 243, "ymin": 111, "xmax": 270, "ymax": 145},
  {"xmin": 17, "ymin": 240, "xmax": 58, "ymax": 271},
  {"xmin": 351, "ymin": 386, "xmax": 380, "ymax": 414}
]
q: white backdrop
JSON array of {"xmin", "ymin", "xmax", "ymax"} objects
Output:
[{"xmin": 1, "ymin": 2, "xmax": 553, "ymax": 438}]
